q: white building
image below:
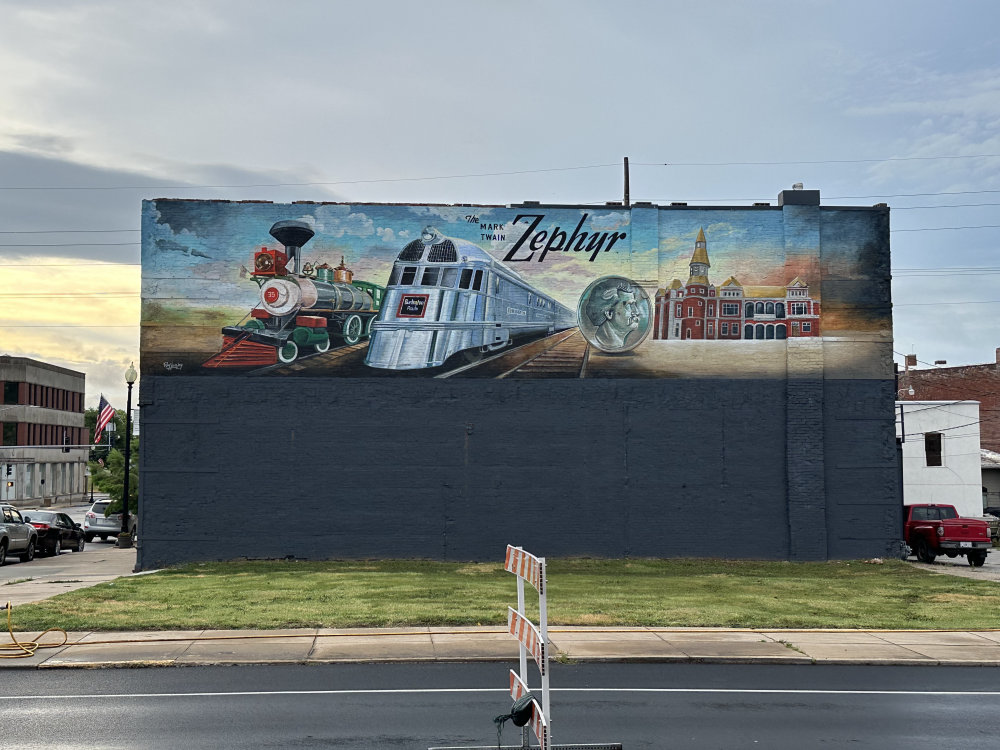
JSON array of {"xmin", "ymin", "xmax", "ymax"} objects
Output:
[{"xmin": 896, "ymin": 400, "xmax": 983, "ymax": 518}]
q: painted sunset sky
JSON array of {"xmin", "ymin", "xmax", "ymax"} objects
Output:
[{"xmin": 142, "ymin": 201, "xmax": 884, "ymax": 329}]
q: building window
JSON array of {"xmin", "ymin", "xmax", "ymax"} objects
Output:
[
  {"xmin": 775, "ymin": 302, "xmax": 785, "ymax": 319},
  {"xmin": 744, "ymin": 324, "xmax": 753, "ymax": 339},
  {"xmin": 925, "ymin": 432, "xmax": 943, "ymax": 467},
  {"xmin": 2, "ymin": 423, "xmax": 15, "ymax": 446},
  {"xmin": 3, "ymin": 382, "xmax": 18, "ymax": 405},
  {"xmin": 790, "ymin": 302, "xmax": 807, "ymax": 316},
  {"xmin": 708, "ymin": 304, "xmax": 714, "ymax": 316},
  {"xmin": 765, "ymin": 302, "xmax": 774, "ymax": 315},
  {"xmin": 802, "ymin": 322, "xmax": 811, "ymax": 332},
  {"xmin": 721, "ymin": 322, "xmax": 729, "ymax": 335},
  {"xmin": 745, "ymin": 302, "xmax": 754, "ymax": 318},
  {"xmin": 722, "ymin": 303, "xmax": 739, "ymax": 316},
  {"xmin": 676, "ymin": 303, "xmax": 682, "ymax": 316},
  {"xmin": 776, "ymin": 324, "xmax": 786, "ymax": 340}
]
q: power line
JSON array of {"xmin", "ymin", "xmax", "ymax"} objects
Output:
[
  {"xmin": 894, "ymin": 350, "xmax": 945, "ymax": 368},
  {"xmin": 0, "ymin": 324, "xmax": 137, "ymax": 328},
  {"xmin": 0, "ymin": 152, "xmax": 997, "ymax": 192},
  {"xmin": 640, "ymin": 189, "xmax": 1000, "ymax": 202},
  {"xmin": 0, "ymin": 292, "xmax": 137, "ymax": 298},
  {"xmin": 0, "ymin": 229, "xmax": 139, "ymax": 234},
  {"xmin": 0, "ymin": 262, "xmax": 140, "ymax": 267},
  {"xmin": 891, "ymin": 225, "xmax": 1000, "ymax": 233},
  {"xmin": 0, "ymin": 242, "xmax": 139, "ymax": 247},
  {"xmin": 892, "ymin": 202, "xmax": 1000, "ymax": 210},
  {"xmin": 894, "ymin": 300, "xmax": 1000, "ymax": 306},
  {"xmin": 0, "ymin": 163, "xmax": 622, "ymax": 191},
  {"xmin": 635, "ymin": 154, "xmax": 1000, "ymax": 167}
]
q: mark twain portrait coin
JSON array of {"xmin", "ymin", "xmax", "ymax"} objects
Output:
[{"xmin": 577, "ymin": 275, "xmax": 652, "ymax": 353}]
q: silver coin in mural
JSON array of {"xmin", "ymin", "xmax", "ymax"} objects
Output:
[{"xmin": 577, "ymin": 275, "xmax": 652, "ymax": 353}]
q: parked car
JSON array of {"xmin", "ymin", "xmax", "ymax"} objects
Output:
[
  {"xmin": 83, "ymin": 500, "xmax": 136, "ymax": 542},
  {"xmin": 983, "ymin": 506, "xmax": 1000, "ymax": 542},
  {"xmin": 904, "ymin": 503, "xmax": 992, "ymax": 566},
  {"xmin": 22, "ymin": 510, "xmax": 86, "ymax": 556},
  {"xmin": 0, "ymin": 503, "xmax": 38, "ymax": 565}
]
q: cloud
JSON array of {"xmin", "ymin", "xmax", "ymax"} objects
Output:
[
  {"xmin": 310, "ymin": 205, "xmax": 375, "ymax": 238},
  {"xmin": 407, "ymin": 206, "xmax": 496, "ymax": 224}
]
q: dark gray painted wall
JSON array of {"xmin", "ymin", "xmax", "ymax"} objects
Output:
[{"xmin": 135, "ymin": 375, "xmax": 901, "ymax": 569}]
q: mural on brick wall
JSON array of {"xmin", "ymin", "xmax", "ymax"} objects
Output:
[{"xmin": 141, "ymin": 199, "xmax": 890, "ymax": 379}]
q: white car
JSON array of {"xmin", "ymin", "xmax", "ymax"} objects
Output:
[{"xmin": 83, "ymin": 500, "xmax": 136, "ymax": 542}]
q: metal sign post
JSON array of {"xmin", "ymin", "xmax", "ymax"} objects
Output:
[{"xmin": 429, "ymin": 544, "xmax": 621, "ymax": 750}]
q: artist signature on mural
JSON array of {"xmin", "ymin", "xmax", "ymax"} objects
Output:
[{"xmin": 163, "ymin": 362, "xmax": 184, "ymax": 371}]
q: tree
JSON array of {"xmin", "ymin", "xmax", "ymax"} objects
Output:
[
  {"xmin": 90, "ymin": 445, "xmax": 137, "ymax": 515},
  {"xmin": 84, "ymin": 405, "xmax": 138, "ymax": 515}
]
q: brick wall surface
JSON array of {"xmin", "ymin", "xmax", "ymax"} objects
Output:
[
  {"xmin": 898, "ymin": 360, "xmax": 1000, "ymax": 452},
  {"xmin": 136, "ymin": 375, "xmax": 900, "ymax": 569}
]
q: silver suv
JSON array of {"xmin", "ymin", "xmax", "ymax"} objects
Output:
[
  {"xmin": 0, "ymin": 503, "xmax": 38, "ymax": 565},
  {"xmin": 83, "ymin": 500, "xmax": 136, "ymax": 542}
]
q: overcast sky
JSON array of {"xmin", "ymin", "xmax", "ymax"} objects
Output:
[{"xmin": 1, "ymin": 0, "xmax": 998, "ymax": 407}]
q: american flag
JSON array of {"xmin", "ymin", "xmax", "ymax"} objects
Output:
[{"xmin": 94, "ymin": 395, "xmax": 116, "ymax": 445}]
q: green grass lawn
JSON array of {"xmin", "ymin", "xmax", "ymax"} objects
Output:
[{"xmin": 8, "ymin": 558, "xmax": 1000, "ymax": 632}]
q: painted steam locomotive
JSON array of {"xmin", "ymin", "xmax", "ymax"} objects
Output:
[
  {"xmin": 204, "ymin": 220, "xmax": 385, "ymax": 368},
  {"xmin": 365, "ymin": 226, "xmax": 576, "ymax": 370}
]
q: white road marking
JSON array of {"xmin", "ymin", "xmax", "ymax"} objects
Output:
[{"xmin": 1, "ymin": 687, "xmax": 999, "ymax": 701}]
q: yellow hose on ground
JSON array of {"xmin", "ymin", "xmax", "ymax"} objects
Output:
[{"xmin": 0, "ymin": 601, "xmax": 68, "ymax": 659}]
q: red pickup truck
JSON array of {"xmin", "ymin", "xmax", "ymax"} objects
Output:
[{"xmin": 905, "ymin": 504, "xmax": 992, "ymax": 567}]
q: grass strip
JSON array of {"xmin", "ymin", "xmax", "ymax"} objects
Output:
[{"xmin": 9, "ymin": 558, "xmax": 1000, "ymax": 632}]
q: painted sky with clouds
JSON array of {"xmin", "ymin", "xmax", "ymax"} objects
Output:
[{"xmin": 1, "ymin": 0, "xmax": 998, "ymax": 406}]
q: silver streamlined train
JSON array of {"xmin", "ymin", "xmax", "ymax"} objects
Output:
[{"xmin": 365, "ymin": 227, "xmax": 576, "ymax": 370}]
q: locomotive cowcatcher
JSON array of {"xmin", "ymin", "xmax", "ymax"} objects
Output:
[{"xmin": 203, "ymin": 220, "xmax": 384, "ymax": 368}]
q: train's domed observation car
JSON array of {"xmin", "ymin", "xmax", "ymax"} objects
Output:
[{"xmin": 366, "ymin": 227, "xmax": 575, "ymax": 370}]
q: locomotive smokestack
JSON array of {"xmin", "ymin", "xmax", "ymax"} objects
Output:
[{"xmin": 269, "ymin": 220, "xmax": 315, "ymax": 274}]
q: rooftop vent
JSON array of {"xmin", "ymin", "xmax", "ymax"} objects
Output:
[{"xmin": 778, "ymin": 186, "xmax": 820, "ymax": 206}]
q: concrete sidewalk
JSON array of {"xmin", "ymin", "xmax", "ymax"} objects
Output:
[
  {"xmin": 4, "ymin": 625, "xmax": 1000, "ymax": 670},
  {"xmin": 4, "ymin": 548, "xmax": 1000, "ymax": 669}
]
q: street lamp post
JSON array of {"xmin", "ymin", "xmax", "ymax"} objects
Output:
[{"xmin": 117, "ymin": 362, "xmax": 137, "ymax": 548}]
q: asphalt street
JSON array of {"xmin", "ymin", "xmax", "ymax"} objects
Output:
[{"xmin": 1, "ymin": 662, "xmax": 998, "ymax": 749}]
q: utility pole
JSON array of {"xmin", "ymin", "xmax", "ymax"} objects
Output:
[{"xmin": 623, "ymin": 156, "xmax": 630, "ymax": 207}]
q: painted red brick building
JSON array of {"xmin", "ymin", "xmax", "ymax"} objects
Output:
[
  {"xmin": 897, "ymin": 349, "xmax": 1000, "ymax": 453},
  {"xmin": 653, "ymin": 228, "xmax": 821, "ymax": 341}
]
